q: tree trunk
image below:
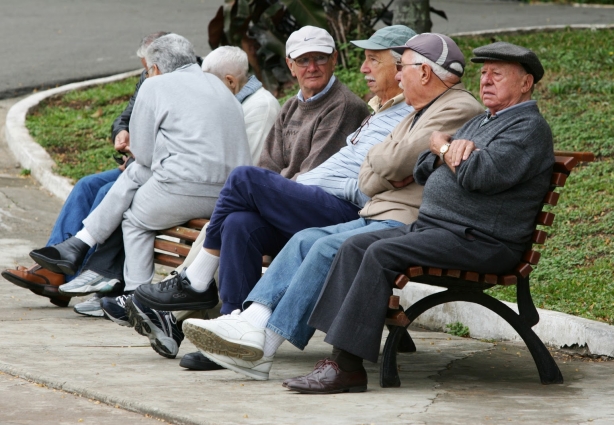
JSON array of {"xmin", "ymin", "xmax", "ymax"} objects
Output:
[{"xmin": 392, "ymin": 0, "xmax": 432, "ymax": 34}]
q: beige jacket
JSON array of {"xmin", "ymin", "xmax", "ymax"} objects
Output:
[{"xmin": 358, "ymin": 84, "xmax": 484, "ymax": 224}]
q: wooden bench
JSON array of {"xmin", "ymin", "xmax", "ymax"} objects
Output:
[
  {"xmin": 381, "ymin": 151, "xmax": 595, "ymax": 388},
  {"xmin": 153, "ymin": 219, "xmax": 273, "ymax": 270}
]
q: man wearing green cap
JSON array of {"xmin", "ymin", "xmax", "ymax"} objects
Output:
[{"xmin": 182, "ymin": 29, "xmax": 484, "ymax": 381}]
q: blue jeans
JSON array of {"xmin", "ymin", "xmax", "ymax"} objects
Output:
[
  {"xmin": 244, "ymin": 217, "xmax": 403, "ymax": 350},
  {"xmin": 46, "ymin": 168, "xmax": 120, "ymax": 280}
]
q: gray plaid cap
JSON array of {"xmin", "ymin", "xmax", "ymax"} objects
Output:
[
  {"xmin": 391, "ymin": 33, "xmax": 465, "ymax": 77},
  {"xmin": 471, "ymin": 42, "xmax": 544, "ymax": 83}
]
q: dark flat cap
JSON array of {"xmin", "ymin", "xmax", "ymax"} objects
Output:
[{"xmin": 471, "ymin": 42, "xmax": 544, "ymax": 83}]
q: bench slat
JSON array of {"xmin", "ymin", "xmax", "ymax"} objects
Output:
[
  {"xmin": 537, "ymin": 211, "xmax": 555, "ymax": 226},
  {"xmin": 551, "ymin": 172, "xmax": 568, "ymax": 187},
  {"xmin": 153, "ymin": 253, "xmax": 183, "ymax": 268},
  {"xmin": 543, "ymin": 191, "xmax": 559, "ymax": 206},
  {"xmin": 158, "ymin": 226, "xmax": 201, "ymax": 243},
  {"xmin": 523, "ymin": 250, "xmax": 541, "ymax": 265},
  {"xmin": 533, "ymin": 229, "xmax": 548, "ymax": 244},
  {"xmin": 154, "ymin": 239, "xmax": 191, "ymax": 257},
  {"xmin": 497, "ymin": 274, "xmax": 517, "ymax": 286},
  {"xmin": 554, "ymin": 151, "xmax": 595, "ymax": 163},
  {"xmin": 515, "ymin": 262, "xmax": 533, "ymax": 278}
]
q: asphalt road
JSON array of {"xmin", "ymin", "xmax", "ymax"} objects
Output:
[
  {"xmin": 1, "ymin": 0, "xmax": 612, "ymax": 99},
  {"xmin": 0, "ymin": 0, "xmax": 225, "ymax": 99}
]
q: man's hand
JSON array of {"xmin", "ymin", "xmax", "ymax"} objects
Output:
[
  {"xmin": 448, "ymin": 139, "xmax": 478, "ymax": 167},
  {"xmin": 429, "ymin": 131, "xmax": 452, "ymax": 156},
  {"xmin": 389, "ymin": 174, "xmax": 415, "ymax": 188},
  {"xmin": 114, "ymin": 130, "xmax": 131, "ymax": 153}
]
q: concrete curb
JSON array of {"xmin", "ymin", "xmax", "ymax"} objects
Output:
[
  {"xmin": 450, "ymin": 23, "xmax": 614, "ymax": 37},
  {"xmin": 0, "ymin": 362, "xmax": 204, "ymax": 425},
  {"xmin": 4, "ymin": 69, "xmax": 141, "ymax": 201},
  {"xmin": 399, "ymin": 283, "xmax": 614, "ymax": 357}
]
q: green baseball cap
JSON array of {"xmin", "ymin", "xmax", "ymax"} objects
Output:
[{"xmin": 350, "ymin": 25, "xmax": 417, "ymax": 50}]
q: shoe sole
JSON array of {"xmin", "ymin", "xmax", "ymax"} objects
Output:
[
  {"xmin": 201, "ymin": 351, "xmax": 269, "ymax": 381},
  {"xmin": 134, "ymin": 291, "xmax": 219, "ymax": 312},
  {"xmin": 2, "ymin": 270, "xmax": 52, "ymax": 293},
  {"xmin": 285, "ymin": 384, "xmax": 367, "ymax": 394},
  {"xmin": 29, "ymin": 252, "xmax": 75, "ymax": 275},
  {"xmin": 73, "ymin": 306, "xmax": 104, "ymax": 317},
  {"xmin": 125, "ymin": 298, "xmax": 178, "ymax": 359},
  {"xmin": 182, "ymin": 322, "xmax": 264, "ymax": 361},
  {"xmin": 59, "ymin": 280, "xmax": 119, "ymax": 296}
]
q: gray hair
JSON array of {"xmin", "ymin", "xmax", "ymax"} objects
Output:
[
  {"xmin": 136, "ymin": 31, "xmax": 171, "ymax": 58},
  {"xmin": 202, "ymin": 46, "xmax": 249, "ymax": 82},
  {"xmin": 412, "ymin": 51, "xmax": 459, "ymax": 82},
  {"xmin": 390, "ymin": 50, "xmax": 401, "ymax": 62},
  {"xmin": 144, "ymin": 34, "xmax": 197, "ymax": 74}
]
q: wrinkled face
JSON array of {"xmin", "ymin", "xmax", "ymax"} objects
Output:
[
  {"xmin": 395, "ymin": 50, "xmax": 423, "ymax": 105},
  {"xmin": 286, "ymin": 50, "xmax": 337, "ymax": 99},
  {"xmin": 480, "ymin": 61, "xmax": 533, "ymax": 114},
  {"xmin": 360, "ymin": 49, "xmax": 399, "ymax": 100}
]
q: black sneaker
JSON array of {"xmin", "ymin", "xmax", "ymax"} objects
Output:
[
  {"xmin": 125, "ymin": 296, "xmax": 184, "ymax": 359},
  {"xmin": 100, "ymin": 292, "xmax": 133, "ymax": 326},
  {"xmin": 134, "ymin": 269, "xmax": 219, "ymax": 311},
  {"xmin": 179, "ymin": 351, "xmax": 225, "ymax": 371},
  {"xmin": 30, "ymin": 236, "xmax": 90, "ymax": 275}
]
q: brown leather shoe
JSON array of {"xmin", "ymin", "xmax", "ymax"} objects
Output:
[
  {"xmin": 2, "ymin": 264, "xmax": 71, "ymax": 307},
  {"xmin": 284, "ymin": 359, "xmax": 367, "ymax": 394}
]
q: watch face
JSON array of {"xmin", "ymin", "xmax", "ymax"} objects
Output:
[{"xmin": 440, "ymin": 144, "xmax": 450, "ymax": 154}]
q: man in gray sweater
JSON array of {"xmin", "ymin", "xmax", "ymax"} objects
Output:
[
  {"xmin": 284, "ymin": 41, "xmax": 555, "ymax": 394},
  {"xmin": 30, "ymin": 34, "xmax": 251, "ymax": 300}
]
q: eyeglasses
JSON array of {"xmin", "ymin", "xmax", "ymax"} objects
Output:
[
  {"xmin": 350, "ymin": 113, "xmax": 374, "ymax": 144},
  {"xmin": 145, "ymin": 65, "xmax": 156, "ymax": 77},
  {"xmin": 395, "ymin": 62, "xmax": 424, "ymax": 72},
  {"xmin": 292, "ymin": 54, "xmax": 331, "ymax": 68}
]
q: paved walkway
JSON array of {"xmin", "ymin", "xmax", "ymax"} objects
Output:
[{"xmin": 1, "ymin": 2, "xmax": 614, "ymax": 424}]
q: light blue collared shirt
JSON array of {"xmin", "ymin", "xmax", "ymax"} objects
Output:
[{"xmin": 297, "ymin": 75, "xmax": 336, "ymax": 102}]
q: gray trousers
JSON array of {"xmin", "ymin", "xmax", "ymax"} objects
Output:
[
  {"xmin": 83, "ymin": 163, "xmax": 217, "ymax": 290},
  {"xmin": 307, "ymin": 216, "xmax": 522, "ymax": 363}
]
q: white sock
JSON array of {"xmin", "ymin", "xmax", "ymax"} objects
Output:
[
  {"xmin": 263, "ymin": 328, "xmax": 285, "ymax": 358},
  {"xmin": 74, "ymin": 228, "xmax": 96, "ymax": 247},
  {"xmin": 240, "ymin": 302, "xmax": 271, "ymax": 329},
  {"xmin": 185, "ymin": 249, "xmax": 220, "ymax": 291}
]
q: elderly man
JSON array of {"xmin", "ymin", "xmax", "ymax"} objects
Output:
[
  {"xmin": 182, "ymin": 33, "xmax": 484, "ymax": 380},
  {"xmin": 282, "ymin": 41, "xmax": 553, "ymax": 394},
  {"xmin": 126, "ymin": 26, "xmax": 411, "ymax": 363},
  {"xmin": 29, "ymin": 34, "xmax": 252, "ymax": 313},
  {"xmin": 201, "ymin": 46, "xmax": 280, "ymax": 162},
  {"xmin": 1, "ymin": 31, "xmax": 170, "ymax": 310}
]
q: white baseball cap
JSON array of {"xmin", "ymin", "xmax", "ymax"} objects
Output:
[{"xmin": 286, "ymin": 26, "xmax": 335, "ymax": 59}]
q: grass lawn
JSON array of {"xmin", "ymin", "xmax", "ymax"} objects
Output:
[{"xmin": 25, "ymin": 28, "xmax": 613, "ymax": 324}]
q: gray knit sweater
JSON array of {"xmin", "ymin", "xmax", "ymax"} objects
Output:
[{"xmin": 414, "ymin": 102, "xmax": 554, "ymax": 251}]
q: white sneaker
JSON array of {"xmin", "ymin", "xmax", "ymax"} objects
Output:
[
  {"xmin": 59, "ymin": 270, "xmax": 121, "ymax": 296},
  {"xmin": 73, "ymin": 293, "xmax": 103, "ymax": 317},
  {"xmin": 183, "ymin": 310, "xmax": 265, "ymax": 361},
  {"xmin": 202, "ymin": 350, "xmax": 274, "ymax": 381}
]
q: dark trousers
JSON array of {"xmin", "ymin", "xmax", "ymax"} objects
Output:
[
  {"xmin": 203, "ymin": 166, "xmax": 360, "ymax": 314},
  {"xmin": 308, "ymin": 216, "xmax": 522, "ymax": 363},
  {"xmin": 84, "ymin": 226, "xmax": 125, "ymax": 282}
]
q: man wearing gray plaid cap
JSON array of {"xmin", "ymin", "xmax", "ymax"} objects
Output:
[{"xmin": 284, "ymin": 40, "xmax": 554, "ymax": 394}]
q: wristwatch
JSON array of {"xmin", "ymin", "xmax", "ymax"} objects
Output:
[{"xmin": 439, "ymin": 143, "xmax": 451, "ymax": 162}]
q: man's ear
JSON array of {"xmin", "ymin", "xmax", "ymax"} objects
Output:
[
  {"xmin": 521, "ymin": 73, "xmax": 534, "ymax": 94},
  {"xmin": 420, "ymin": 63, "xmax": 431, "ymax": 85},
  {"xmin": 286, "ymin": 57, "xmax": 296, "ymax": 77},
  {"xmin": 225, "ymin": 74, "xmax": 238, "ymax": 92},
  {"xmin": 330, "ymin": 50, "xmax": 338, "ymax": 67}
]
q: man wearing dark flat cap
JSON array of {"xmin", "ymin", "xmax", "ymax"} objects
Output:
[{"xmin": 283, "ymin": 41, "xmax": 554, "ymax": 395}]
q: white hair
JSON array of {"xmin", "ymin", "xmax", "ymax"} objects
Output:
[
  {"xmin": 390, "ymin": 50, "xmax": 401, "ymax": 62},
  {"xmin": 201, "ymin": 46, "xmax": 249, "ymax": 82},
  {"xmin": 144, "ymin": 34, "xmax": 196, "ymax": 74},
  {"xmin": 136, "ymin": 31, "xmax": 170, "ymax": 58},
  {"xmin": 411, "ymin": 51, "xmax": 458, "ymax": 82}
]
